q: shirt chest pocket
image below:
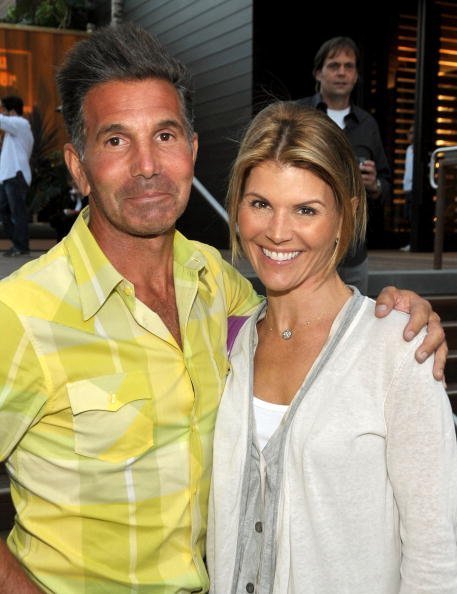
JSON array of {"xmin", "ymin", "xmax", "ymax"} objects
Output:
[{"xmin": 67, "ymin": 371, "xmax": 154, "ymax": 463}]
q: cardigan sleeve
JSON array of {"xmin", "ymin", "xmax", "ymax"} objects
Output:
[{"xmin": 385, "ymin": 340, "xmax": 457, "ymax": 593}]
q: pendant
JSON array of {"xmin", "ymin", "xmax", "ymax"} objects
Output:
[{"xmin": 281, "ymin": 328, "xmax": 293, "ymax": 340}]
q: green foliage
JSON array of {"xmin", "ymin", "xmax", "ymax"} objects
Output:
[
  {"xmin": 3, "ymin": 0, "xmax": 92, "ymax": 30},
  {"xmin": 27, "ymin": 106, "xmax": 69, "ymax": 219},
  {"xmin": 35, "ymin": 0, "xmax": 70, "ymax": 28}
]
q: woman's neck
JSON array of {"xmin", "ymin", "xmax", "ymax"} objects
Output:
[{"xmin": 264, "ymin": 273, "xmax": 352, "ymax": 334}]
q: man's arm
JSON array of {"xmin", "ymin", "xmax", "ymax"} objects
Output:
[
  {"xmin": 0, "ymin": 114, "xmax": 26, "ymax": 136},
  {"xmin": 374, "ymin": 286, "xmax": 447, "ymax": 381},
  {"xmin": 0, "ymin": 540, "xmax": 43, "ymax": 593},
  {"xmin": 360, "ymin": 118, "xmax": 392, "ymax": 201}
]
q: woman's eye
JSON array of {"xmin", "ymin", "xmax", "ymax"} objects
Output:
[
  {"xmin": 298, "ymin": 206, "xmax": 315, "ymax": 216},
  {"xmin": 251, "ymin": 199, "xmax": 269, "ymax": 209}
]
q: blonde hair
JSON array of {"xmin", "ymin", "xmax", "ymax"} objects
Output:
[{"xmin": 227, "ymin": 101, "xmax": 366, "ymax": 274}]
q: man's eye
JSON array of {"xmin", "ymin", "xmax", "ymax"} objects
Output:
[
  {"xmin": 158, "ymin": 132, "xmax": 173, "ymax": 141},
  {"xmin": 107, "ymin": 137, "xmax": 122, "ymax": 146}
]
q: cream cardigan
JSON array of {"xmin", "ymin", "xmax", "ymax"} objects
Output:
[{"xmin": 207, "ymin": 293, "xmax": 457, "ymax": 593}]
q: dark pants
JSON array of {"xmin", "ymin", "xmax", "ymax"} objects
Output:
[
  {"xmin": 0, "ymin": 171, "xmax": 30, "ymax": 251},
  {"xmin": 404, "ymin": 191, "xmax": 413, "ymax": 224}
]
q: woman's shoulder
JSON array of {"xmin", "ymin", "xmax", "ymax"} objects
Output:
[{"xmin": 353, "ymin": 295, "xmax": 426, "ymax": 351}]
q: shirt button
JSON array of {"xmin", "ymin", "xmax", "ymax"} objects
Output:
[
  {"xmin": 123, "ymin": 284, "xmax": 133, "ymax": 296},
  {"xmin": 246, "ymin": 584, "xmax": 254, "ymax": 593},
  {"xmin": 255, "ymin": 521, "xmax": 262, "ymax": 533}
]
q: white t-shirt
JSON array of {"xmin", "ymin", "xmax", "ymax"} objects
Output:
[
  {"xmin": 326, "ymin": 107, "xmax": 350, "ymax": 129},
  {"xmin": 253, "ymin": 396, "xmax": 288, "ymax": 450},
  {"xmin": 0, "ymin": 114, "xmax": 34, "ymax": 184},
  {"xmin": 403, "ymin": 144, "xmax": 413, "ymax": 192}
]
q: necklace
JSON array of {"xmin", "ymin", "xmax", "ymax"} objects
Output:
[
  {"xmin": 280, "ymin": 328, "xmax": 293, "ymax": 340},
  {"xmin": 264, "ymin": 313, "xmax": 320, "ymax": 340}
]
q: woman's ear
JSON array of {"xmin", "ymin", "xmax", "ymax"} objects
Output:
[{"xmin": 351, "ymin": 196, "xmax": 359, "ymax": 216}]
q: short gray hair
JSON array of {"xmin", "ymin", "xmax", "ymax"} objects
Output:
[{"xmin": 56, "ymin": 22, "xmax": 194, "ymax": 156}]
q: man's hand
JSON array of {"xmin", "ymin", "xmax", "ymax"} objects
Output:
[
  {"xmin": 359, "ymin": 159, "xmax": 381, "ymax": 196},
  {"xmin": 374, "ymin": 286, "xmax": 448, "ymax": 382}
]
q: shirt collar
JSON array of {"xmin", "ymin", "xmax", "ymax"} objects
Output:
[
  {"xmin": 65, "ymin": 207, "xmax": 207, "ymax": 320},
  {"xmin": 313, "ymin": 93, "xmax": 361, "ymax": 124},
  {"xmin": 172, "ymin": 229, "xmax": 207, "ymax": 273}
]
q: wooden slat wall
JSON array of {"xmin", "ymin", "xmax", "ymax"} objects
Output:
[
  {"xmin": 0, "ymin": 23, "xmax": 87, "ymax": 151},
  {"xmin": 437, "ymin": 0, "xmax": 457, "ymax": 148},
  {"xmin": 437, "ymin": 0, "xmax": 457, "ymax": 245},
  {"xmin": 391, "ymin": 1, "xmax": 457, "ymax": 241},
  {"xmin": 392, "ymin": 12, "xmax": 417, "ymax": 229}
]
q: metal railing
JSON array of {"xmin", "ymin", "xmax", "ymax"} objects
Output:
[
  {"xmin": 192, "ymin": 177, "xmax": 229, "ymax": 226},
  {"xmin": 428, "ymin": 146, "xmax": 457, "ymax": 269}
]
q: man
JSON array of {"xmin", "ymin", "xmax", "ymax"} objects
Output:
[
  {"xmin": 0, "ymin": 95, "xmax": 34, "ymax": 256},
  {"xmin": 297, "ymin": 36, "xmax": 392, "ymax": 294},
  {"xmin": 0, "ymin": 24, "xmax": 446, "ymax": 594}
]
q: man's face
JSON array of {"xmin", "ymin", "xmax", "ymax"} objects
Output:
[
  {"xmin": 65, "ymin": 78, "xmax": 198, "ymax": 241},
  {"xmin": 315, "ymin": 49, "xmax": 358, "ymax": 102}
]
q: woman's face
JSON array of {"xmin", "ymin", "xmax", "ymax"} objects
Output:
[{"xmin": 237, "ymin": 161, "xmax": 342, "ymax": 294}]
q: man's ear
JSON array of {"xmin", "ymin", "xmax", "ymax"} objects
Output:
[
  {"xmin": 191, "ymin": 133, "xmax": 198, "ymax": 165},
  {"xmin": 64, "ymin": 143, "xmax": 91, "ymax": 197}
]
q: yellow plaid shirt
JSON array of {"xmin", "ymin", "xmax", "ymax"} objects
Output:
[{"xmin": 0, "ymin": 209, "xmax": 260, "ymax": 593}]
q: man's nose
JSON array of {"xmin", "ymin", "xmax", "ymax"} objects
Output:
[{"xmin": 130, "ymin": 142, "xmax": 160, "ymax": 178}]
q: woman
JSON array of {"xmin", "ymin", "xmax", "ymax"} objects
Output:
[{"xmin": 207, "ymin": 103, "xmax": 457, "ymax": 593}]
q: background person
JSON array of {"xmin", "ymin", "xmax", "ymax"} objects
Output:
[
  {"xmin": 49, "ymin": 179, "xmax": 88, "ymax": 241},
  {"xmin": 400, "ymin": 125, "xmax": 414, "ymax": 252},
  {"xmin": 296, "ymin": 36, "xmax": 392, "ymax": 293},
  {"xmin": 0, "ymin": 95, "xmax": 34, "ymax": 257},
  {"xmin": 0, "ymin": 25, "xmax": 448, "ymax": 594},
  {"xmin": 207, "ymin": 102, "xmax": 457, "ymax": 594}
]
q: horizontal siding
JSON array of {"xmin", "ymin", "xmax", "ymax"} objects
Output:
[
  {"xmin": 124, "ymin": 0, "xmax": 252, "ymax": 246},
  {"xmin": 128, "ymin": 0, "xmax": 243, "ymax": 38}
]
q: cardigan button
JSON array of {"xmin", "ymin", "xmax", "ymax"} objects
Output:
[
  {"xmin": 246, "ymin": 583, "xmax": 254, "ymax": 593},
  {"xmin": 255, "ymin": 521, "xmax": 263, "ymax": 533}
]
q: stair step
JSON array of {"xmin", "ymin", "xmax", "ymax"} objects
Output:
[
  {"xmin": 426, "ymin": 295, "xmax": 457, "ymax": 322},
  {"xmin": 445, "ymin": 351, "xmax": 457, "ymax": 384},
  {"xmin": 444, "ymin": 321, "xmax": 457, "ymax": 350}
]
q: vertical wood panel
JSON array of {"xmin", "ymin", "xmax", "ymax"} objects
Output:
[{"xmin": 0, "ymin": 24, "xmax": 87, "ymax": 151}]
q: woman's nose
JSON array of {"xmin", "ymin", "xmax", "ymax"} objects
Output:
[{"xmin": 265, "ymin": 212, "xmax": 292, "ymax": 244}]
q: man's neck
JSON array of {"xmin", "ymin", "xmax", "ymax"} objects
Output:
[{"xmin": 320, "ymin": 92, "xmax": 350, "ymax": 111}]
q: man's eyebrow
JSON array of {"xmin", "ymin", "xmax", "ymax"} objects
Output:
[
  {"xmin": 95, "ymin": 119, "xmax": 185, "ymax": 141},
  {"xmin": 157, "ymin": 118, "xmax": 184, "ymax": 131},
  {"xmin": 96, "ymin": 123, "xmax": 127, "ymax": 141}
]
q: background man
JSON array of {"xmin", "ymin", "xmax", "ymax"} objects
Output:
[
  {"xmin": 0, "ymin": 24, "xmax": 446, "ymax": 594},
  {"xmin": 0, "ymin": 95, "xmax": 34, "ymax": 256},
  {"xmin": 297, "ymin": 36, "xmax": 392, "ymax": 294},
  {"xmin": 401, "ymin": 125, "xmax": 414, "ymax": 252}
]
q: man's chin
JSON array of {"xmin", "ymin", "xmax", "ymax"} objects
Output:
[{"xmin": 125, "ymin": 222, "xmax": 176, "ymax": 238}]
